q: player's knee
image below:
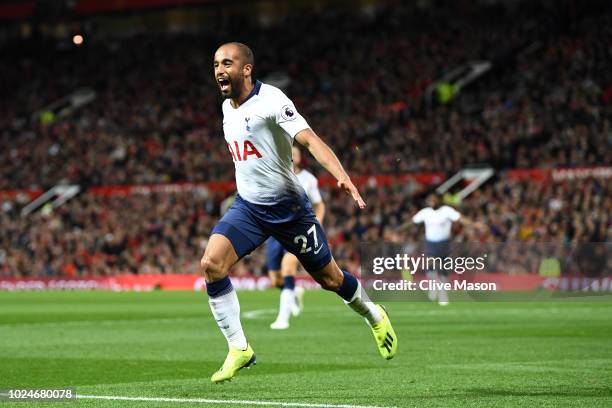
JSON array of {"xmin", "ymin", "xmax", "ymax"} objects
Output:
[{"xmin": 200, "ymin": 255, "xmax": 225, "ymax": 280}]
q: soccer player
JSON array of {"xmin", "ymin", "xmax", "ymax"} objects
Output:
[
  {"xmin": 203, "ymin": 42, "xmax": 397, "ymax": 383},
  {"xmin": 410, "ymin": 194, "xmax": 484, "ymax": 305},
  {"xmin": 267, "ymin": 146, "xmax": 325, "ymax": 330}
]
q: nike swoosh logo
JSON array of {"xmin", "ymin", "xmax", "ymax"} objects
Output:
[{"xmin": 314, "ymin": 245, "xmax": 323, "ymax": 255}]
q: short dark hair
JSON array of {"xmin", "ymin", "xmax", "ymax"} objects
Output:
[{"xmin": 223, "ymin": 42, "xmax": 254, "ymax": 68}]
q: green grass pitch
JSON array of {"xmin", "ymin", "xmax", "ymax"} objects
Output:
[{"xmin": 1, "ymin": 290, "xmax": 611, "ymax": 407}]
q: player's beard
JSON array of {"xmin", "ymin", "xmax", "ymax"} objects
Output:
[{"xmin": 220, "ymin": 75, "xmax": 244, "ymax": 100}]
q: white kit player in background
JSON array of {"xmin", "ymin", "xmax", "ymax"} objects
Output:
[
  {"xmin": 268, "ymin": 146, "xmax": 325, "ymax": 330},
  {"xmin": 409, "ymin": 194, "xmax": 485, "ymax": 305}
]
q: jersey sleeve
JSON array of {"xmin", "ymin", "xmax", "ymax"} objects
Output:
[
  {"xmin": 443, "ymin": 206, "xmax": 461, "ymax": 222},
  {"xmin": 412, "ymin": 209, "xmax": 426, "ymax": 224},
  {"xmin": 306, "ymin": 174, "xmax": 323, "ymax": 204},
  {"xmin": 273, "ymin": 91, "xmax": 310, "ymax": 138}
]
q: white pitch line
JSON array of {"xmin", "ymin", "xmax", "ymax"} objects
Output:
[
  {"xmin": 76, "ymin": 394, "xmax": 394, "ymax": 408},
  {"xmin": 242, "ymin": 308, "xmax": 277, "ymax": 319}
]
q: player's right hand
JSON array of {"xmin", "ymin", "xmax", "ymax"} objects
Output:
[{"xmin": 337, "ymin": 178, "xmax": 366, "ymax": 209}]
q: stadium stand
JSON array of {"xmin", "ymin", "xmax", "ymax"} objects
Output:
[
  {"xmin": 1, "ymin": 173, "xmax": 609, "ymax": 277},
  {"xmin": 0, "ymin": 0, "xmax": 610, "ymax": 277}
]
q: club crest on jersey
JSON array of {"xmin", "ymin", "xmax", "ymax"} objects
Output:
[
  {"xmin": 245, "ymin": 117, "xmax": 251, "ymax": 132},
  {"xmin": 227, "ymin": 140, "xmax": 262, "ymax": 162},
  {"xmin": 281, "ymin": 105, "xmax": 296, "ymax": 121}
]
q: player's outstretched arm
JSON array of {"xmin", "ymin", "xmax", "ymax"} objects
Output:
[
  {"xmin": 295, "ymin": 128, "xmax": 365, "ymax": 209},
  {"xmin": 458, "ymin": 216, "xmax": 487, "ymax": 231},
  {"xmin": 396, "ymin": 211, "xmax": 423, "ymax": 232}
]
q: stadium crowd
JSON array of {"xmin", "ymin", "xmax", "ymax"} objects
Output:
[
  {"xmin": 1, "ymin": 175, "xmax": 609, "ymax": 278},
  {"xmin": 0, "ymin": 0, "xmax": 610, "ymax": 277},
  {"xmin": 1, "ymin": 1, "xmax": 611, "ymax": 189}
]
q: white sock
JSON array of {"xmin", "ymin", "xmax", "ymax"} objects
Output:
[
  {"xmin": 345, "ymin": 282, "xmax": 382, "ymax": 326},
  {"xmin": 208, "ymin": 288, "xmax": 248, "ymax": 350},
  {"xmin": 438, "ymin": 274, "xmax": 449, "ymax": 303},
  {"xmin": 275, "ymin": 288, "xmax": 294, "ymax": 324},
  {"xmin": 426, "ymin": 270, "xmax": 439, "ymax": 301}
]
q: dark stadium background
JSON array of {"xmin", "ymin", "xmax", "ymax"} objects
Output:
[
  {"xmin": 0, "ymin": 0, "xmax": 612, "ymax": 406},
  {"xmin": 1, "ymin": 0, "xmax": 609, "ymax": 285}
]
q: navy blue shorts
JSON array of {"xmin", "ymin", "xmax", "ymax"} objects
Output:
[
  {"xmin": 425, "ymin": 239, "xmax": 450, "ymax": 258},
  {"xmin": 212, "ymin": 194, "xmax": 331, "ymax": 273},
  {"xmin": 266, "ymin": 237, "xmax": 285, "ymax": 271},
  {"xmin": 425, "ymin": 239, "xmax": 450, "ymax": 275}
]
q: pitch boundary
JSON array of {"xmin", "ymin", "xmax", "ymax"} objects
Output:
[{"xmin": 76, "ymin": 394, "xmax": 395, "ymax": 408}]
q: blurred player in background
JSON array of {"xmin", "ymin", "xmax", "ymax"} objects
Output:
[
  {"xmin": 410, "ymin": 194, "xmax": 485, "ymax": 305},
  {"xmin": 202, "ymin": 42, "xmax": 397, "ymax": 383},
  {"xmin": 267, "ymin": 146, "xmax": 325, "ymax": 330}
]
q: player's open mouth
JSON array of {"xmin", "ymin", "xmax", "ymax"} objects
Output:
[{"xmin": 218, "ymin": 77, "xmax": 230, "ymax": 92}]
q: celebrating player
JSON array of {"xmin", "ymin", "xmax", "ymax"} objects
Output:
[
  {"xmin": 267, "ymin": 146, "xmax": 324, "ymax": 330},
  {"xmin": 410, "ymin": 194, "xmax": 485, "ymax": 305},
  {"xmin": 202, "ymin": 42, "xmax": 397, "ymax": 383}
]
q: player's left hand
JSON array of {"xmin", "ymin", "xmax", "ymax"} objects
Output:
[{"xmin": 337, "ymin": 178, "xmax": 366, "ymax": 209}]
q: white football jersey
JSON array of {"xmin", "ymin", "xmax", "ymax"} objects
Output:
[
  {"xmin": 296, "ymin": 169, "xmax": 322, "ymax": 204},
  {"xmin": 222, "ymin": 81, "xmax": 310, "ymax": 205},
  {"xmin": 412, "ymin": 206, "xmax": 461, "ymax": 242}
]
